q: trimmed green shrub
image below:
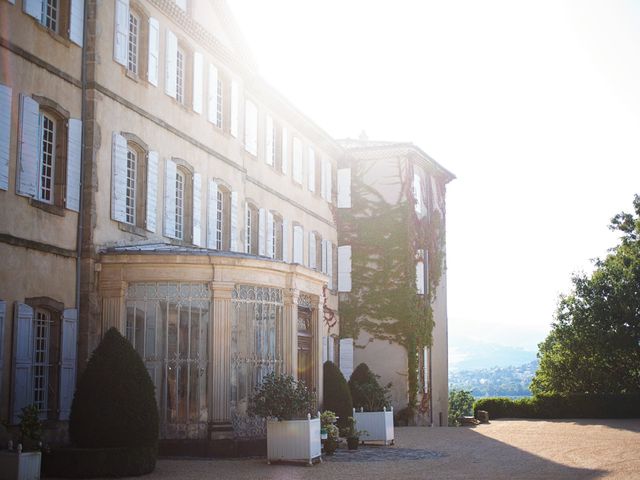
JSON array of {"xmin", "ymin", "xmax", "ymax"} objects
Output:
[
  {"xmin": 69, "ymin": 328, "xmax": 159, "ymax": 450},
  {"xmin": 474, "ymin": 394, "xmax": 640, "ymax": 420},
  {"xmin": 323, "ymin": 361, "xmax": 353, "ymax": 428},
  {"xmin": 448, "ymin": 389, "xmax": 475, "ymax": 426},
  {"xmin": 348, "ymin": 363, "xmax": 390, "ymax": 412},
  {"xmin": 249, "ymin": 372, "xmax": 315, "ymax": 420}
]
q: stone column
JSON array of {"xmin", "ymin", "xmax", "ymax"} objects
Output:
[
  {"xmin": 283, "ymin": 288, "xmax": 299, "ymax": 378},
  {"xmin": 210, "ymin": 281, "xmax": 234, "ymax": 422},
  {"xmin": 312, "ymin": 295, "xmax": 323, "ymax": 406}
]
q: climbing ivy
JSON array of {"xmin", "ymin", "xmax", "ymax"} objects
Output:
[{"xmin": 338, "ymin": 160, "xmax": 446, "ymax": 407}]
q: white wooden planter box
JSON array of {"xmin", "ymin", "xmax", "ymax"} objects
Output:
[
  {"xmin": 267, "ymin": 414, "xmax": 321, "ymax": 465},
  {"xmin": 353, "ymin": 407, "xmax": 394, "ymax": 445},
  {"xmin": 0, "ymin": 451, "xmax": 41, "ymax": 480}
]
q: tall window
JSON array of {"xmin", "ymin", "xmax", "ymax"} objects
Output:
[
  {"xmin": 216, "ymin": 190, "xmax": 224, "ymax": 249},
  {"xmin": 125, "ymin": 148, "xmax": 137, "ymax": 224},
  {"xmin": 216, "ymin": 77, "xmax": 223, "ymax": 128},
  {"xmin": 38, "ymin": 113, "xmax": 56, "ymax": 204},
  {"xmin": 127, "ymin": 11, "xmax": 140, "ymax": 74},
  {"xmin": 43, "ymin": 0, "xmax": 59, "ymax": 32},
  {"xmin": 245, "ymin": 203, "xmax": 258, "ymax": 254},
  {"xmin": 176, "ymin": 48, "xmax": 185, "ymax": 104},
  {"xmin": 33, "ymin": 309, "xmax": 51, "ymax": 412},
  {"xmin": 175, "ymin": 170, "xmax": 185, "ymax": 239}
]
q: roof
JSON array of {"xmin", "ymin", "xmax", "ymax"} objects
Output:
[{"xmin": 103, "ymin": 243, "xmax": 277, "ymax": 261}]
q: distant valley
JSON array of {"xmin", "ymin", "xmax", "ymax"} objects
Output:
[{"xmin": 449, "ymin": 360, "xmax": 538, "ymax": 398}]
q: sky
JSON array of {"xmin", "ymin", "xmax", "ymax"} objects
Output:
[{"xmin": 227, "ymin": 1, "xmax": 640, "ymax": 362}]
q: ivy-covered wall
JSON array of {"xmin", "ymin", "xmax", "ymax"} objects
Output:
[{"xmin": 338, "ymin": 155, "xmax": 446, "ymax": 407}]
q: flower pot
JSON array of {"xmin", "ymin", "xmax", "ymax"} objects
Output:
[
  {"xmin": 324, "ymin": 437, "xmax": 338, "ymax": 455},
  {"xmin": 347, "ymin": 437, "xmax": 359, "ymax": 450},
  {"xmin": 0, "ymin": 450, "xmax": 41, "ymax": 480},
  {"xmin": 267, "ymin": 415, "xmax": 321, "ymax": 465},
  {"xmin": 353, "ymin": 407, "xmax": 395, "ymax": 445}
]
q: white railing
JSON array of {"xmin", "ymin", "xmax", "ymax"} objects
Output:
[
  {"xmin": 353, "ymin": 407, "xmax": 395, "ymax": 445},
  {"xmin": 267, "ymin": 414, "xmax": 321, "ymax": 465}
]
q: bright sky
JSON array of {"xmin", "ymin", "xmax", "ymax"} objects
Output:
[{"xmin": 228, "ymin": 1, "xmax": 640, "ymax": 353}]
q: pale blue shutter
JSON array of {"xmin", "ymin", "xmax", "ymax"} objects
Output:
[
  {"xmin": 0, "ymin": 84, "xmax": 11, "ymax": 191},
  {"xmin": 339, "ymin": 338, "xmax": 354, "ymax": 379},
  {"xmin": 258, "ymin": 208, "xmax": 266, "ymax": 256},
  {"xmin": 59, "ymin": 308, "xmax": 78, "ymax": 421},
  {"xmin": 207, "ymin": 64, "xmax": 218, "ymax": 124},
  {"xmin": 192, "ymin": 172, "xmax": 202, "ymax": 246},
  {"xmin": 192, "ymin": 52, "xmax": 204, "ymax": 114},
  {"xmin": 309, "ymin": 232, "xmax": 316, "ymax": 269},
  {"xmin": 11, "ymin": 303, "xmax": 34, "ymax": 424},
  {"xmin": 320, "ymin": 158, "xmax": 327, "ymax": 201},
  {"xmin": 424, "ymin": 250, "xmax": 429, "ymax": 295},
  {"xmin": 17, "ymin": 94, "xmax": 39, "ymax": 198},
  {"xmin": 230, "ymin": 81, "xmax": 239, "ymax": 138},
  {"xmin": 292, "ymin": 137, "xmax": 302, "ymax": 184},
  {"xmin": 113, "ymin": 0, "xmax": 129, "ymax": 65},
  {"xmin": 265, "ymin": 115, "xmax": 274, "ymax": 166},
  {"xmin": 163, "ymin": 158, "xmax": 177, "ymax": 238},
  {"xmin": 148, "ymin": 18, "xmax": 160, "ymax": 87},
  {"xmin": 266, "ymin": 211, "xmax": 274, "ymax": 258},
  {"xmin": 281, "ymin": 127, "xmax": 288, "ymax": 174},
  {"xmin": 293, "ymin": 225, "xmax": 303, "ymax": 264},
  {"xmin": 111, "ymin": 132, "xmax": 127, "ymax": 222},
  {"xmin": 165, "ymin": 30, "xmax": 178, "ymax": 98},
  {"xmin": 66, "ymin": 118, "xmax": 82, "ymax": 212},
  {"xmin": 327, "ymin": 242, "xmax": 333, "ymax": 289},
  {"xmin": 282, "ymin": 218, "xmax": 290, "ymax": 263},
  {"xmin": 23, "ymin": 0, "xmax": 42, "ymax": 20},
  {"xmin": 244, "ymin": 100, "xmax": 258, "ymax": 156},
  {"xmin": 307, "ymin": 148, "xmax": 315, "ymax": 192},
  {"xmin": 338, "ymin": 245, "xmax": 352, "ymax": 292},
  {"xmin": 230, "ymin": 191, "xmax": 239, "ymax": 251},
  {"xmin": 325, "ymin": 161, "xmax": 332, "ymax": 203},
  {"xmin": 206, "ymin": 179, "xmax": 218, "ymax": 249},
  {"xmin": 69, "ymin": 0, "xmax": 84, "ymax": 46},
  {"xmin": 328, "ymin": 336, "xmax": 335, "ymax": 363},
  {"xmin": 146, "ymin": 151, "xmax": 158, "ymax": 232},
  {"xmin": 416, "ymin": 260, "xmax": 425, "ymax": 295}
]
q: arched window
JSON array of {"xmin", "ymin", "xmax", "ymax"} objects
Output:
[{"xmin": 164, "ymin": 159, "xmax": 194, "ymax": 244}]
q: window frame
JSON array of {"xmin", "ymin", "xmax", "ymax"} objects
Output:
[
  {"xmin": 245, "ymin": 202, "xmax": 259, "ymax": 254},
  {"xmin": 120, "ymin": 133, "xmax": 149, "ymax": 230}
]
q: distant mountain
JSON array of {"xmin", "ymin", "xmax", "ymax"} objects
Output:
[
  {"xmin": 449, "ymin": 360, "xmax": 539, "ymax": 398},
  {"xmin": 449, "ymin": 337, "xmax": 538, "ymax": 371}
]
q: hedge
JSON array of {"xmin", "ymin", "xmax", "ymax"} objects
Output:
[
  {"xmin": 42, "ymin": 446, "xmax": 156, "ymax": 478},
  {"xmin": 473, "ymin": 394, "xmax": 640, "ymax": 420},
  {"xmin": 323, "ymin": 361, "xmax": 353, "ymax": 429}
]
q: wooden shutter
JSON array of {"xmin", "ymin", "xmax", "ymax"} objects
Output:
[
  {"xmin": 337, "ymin": 168, "xmax": 351, "ymax": 208},
  {"xmin": 258, "ymin": 207, "xmax": 266, "ymax": 256},
  {"xmin": 292, "ymin": 137, "xmax": 302, "ymax": 184},
  {"xmin": 23, "ymin": 0, "xmax": 42, "ymax": 20},
  {"xmin": 207, "ymin": 64, "xmax": 218, "ymax": 124},
  {"xmin": 111, "ymin": 132, "xmax": 128, "ymax": 222},
  {"xmin": 206, "ymin": 179, "xmax": 218, "ymax": 249},
  {"xmin": 0, "ymin": 84, "xmax": 12, "ymax": 191},
  {"xmin": 307, "ymin": 147, "xmax": 315, "ymax": 192},
  {"xmin": 266, "ymin": 211, "xmax": 274, "ymax": 258},
  {"xmin": 165, "ymin": 30, "xmax": 178, "ymax": 98},
  {"xmin": 338, "ymin": 245, "xmax": 352, "ymax": 292},
  {"xmin": 163, "ymin": 158, "xmax": 177, "ymax": 237},
  {"xmin": 293, "ymin": 225, "xmax": 303, "ymax": 264},
  {"xmin": 113, "ymin": 0, "xmax": 129, "ymax": 65},
  {"xmin": 265, "ymin": 115, "xmax": 274, "ymax": 166},
  {"xmin": 339, "ymin": 338, "xmax": 354, "ymax": 380},
  {"xmin": 230, "ymin": 80, "xmax": 239, "ymax": 138},
  {"xmin": 244, "ymin": 100, "xmax": 257, "ymax": 155},
  {"xmin": 192, "ymin": 52, "xmax": 204, "ymax": 114},
  {"xmin": 282, "ymin": 218, "xmax": 290, "ymax": 263},
  {"xmin": 146, "ymin": 151, "xmax": 158, "ymax": 232},
  {"xmin": 192, "ymin": 172, "xmax": 202, "ymax": 246},
  {"xmin": 65, "ymin": 118, "xmax": 82, "ymax": 212},
  {"xmin": 69, "ymin": 0, "xmax": 84, "ymax": 46},
  {"xmin": 281, "ymin": 127, "xmax": 288, "ymax": 174},
  {"xmin": 11, "ymin": 303, "xmax": 34, "ymax": 424},
  {"xmin": 230, "ymin": 191, "xmax": 239, "ymax": 251},
  {"xmin": 148, "ymin": 17, "xmax": 160, "ymax": 86},
  {"xmin": 309, "ymin": 232, "xmax": 316, "ymax": 269},
  {"xmin": 59, "ymin": 308, "xmax": 78, "ymax": 421},
  {"xmin": 17, "ymin": 94, "xmax": 39, "ymax": 198}
]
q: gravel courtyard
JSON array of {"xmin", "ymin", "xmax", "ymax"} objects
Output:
[{"xmin": 137, "ymin": 419, "xmax": 640, "ymax": 479}]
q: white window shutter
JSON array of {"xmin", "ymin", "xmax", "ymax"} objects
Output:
[
  {"xmin": 192, "ymin": 52, "xmax": 204, "ymax": 114},
  {"xmin": 146, "ymin": 151, "xmax": 159, "ymax": 232},
  {"xmin": 230, "ymin": 80, "xmax": 239, "ymax": 138},
  {"xmin": 338, "ymin": 245, "xmax": 352, "ymax": 292},
  {"xmin": 17, "ymin": 94, "xmax": 39, "ymax": 198},
  {"xmin": 0, "ymin": 84, "xmax": 12, "ymax": 191},
  {"xmin": 325, "ymin": 161, "xmax": 332, "ymax": 202},
  {"xmin": 339, "ymin": 338, "xmax": 354, "ymax": 380},
  {"xmin": 292, "ymin": 137, "xmax": 302, "ymax": 184},
  {"xmin": 230, "ymin": 191, "xmax": 239, "ymax": 251},
  {"xmin": 327, "ymin": 242, "xmax": 333, "ymax": 289},
  {"xmin": 337, "ymin": 168, "xmax": 351, "ymax": 208},
  {"xmin": 11, "ymin": 302, "xmax": 34, "ymax": 424},
  {"xmin": 59, "ymin": 308, "xmax": 78, "ymax": 421},
  {"xmin": 266, "ymin": 211, "xmax": 274, "ymax": 258},
  {"xmin": 265, "ymin": 115, "xmax": 274, "ymax": 166},
  {"xmin": 69, "ymin": 0, "xmax": 84, "ymax": 46},
  {"xmin": 309, "ymin": 232, "xmax": 316, "ymax": 269},
  {"xmin": 307, "ymin": 148, "xmax": 315, "ymax": 192},
  {"xmin": 113, "ymin": 0, "xmax": 129, "ymax": 65},
  {"xmin": 321, "ymin": 239, "xmax": 327, "ymax": 273},
  {"xmin": 320, "ymin": 159, "xmax": 327, "ymax": 200},
  {"xmin": 206, "ymin": 179, "xmax": 218, "ymax": 249},
  {"xmin": 293, "ymin": 225, "xmax": 303, "ymax": 264},
  {"xmin": 416, "ymin": 260, "xmax": 425, "ymax": 295},
  {"xmin": 23, "ymin": 0, "xmax": 42, "ymax": 20},
  {"xmin": 282, "ymin": 218, "xmax": 290, "ymax": 263},
  {"xmin": 328, "ymin": 336, "xmax": 335, "ymax": 362},
  {"xmin": 258, "ymin": 207, "xmax": 266, "ymax": 256},
  {"xmin": 111, "ymin": 132, "xmax": 128, "ymax": 222},
  {"xmin": 281, "ymin": 127, "xmax": 288, "ymax": 174},
  {"xmin": 425, "ymin": 250, "xmax": 429, "ymax": 295},
  {"xmin": 65, "ymin": 119, "xmax": 82, "ymax": 211},
  {"xmin": 322, "ymin": 336, "xmax": 327, "ymax": 363},
  {"xmin": 148, "ymin": 17, "xmax": 160, "ymax": 87},
  {"xmin": 192, "ymin": 172, "xmax": 202, "ymax": 246},
  {"xmin": 165, "ymin": 30, "xmax": 178, "ymax": 98},
  {"xmin": 244, "ymin": 100, "xmax": 258, "ymax": 156},
  {"xmin": 163, "ymin": 158, "xmax": 177, "ymax": 238},
  {"xmin": 207, "ymin": 64, "xmax": 218, "ymax": 124}
]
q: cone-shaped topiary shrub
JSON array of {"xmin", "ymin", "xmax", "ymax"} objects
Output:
[
  {"xmin": 349, "ymin": 362, "xmax": 391, "ymax": 411},
  {"xmin": 69, "ymin": 328, "xmax": 159, "ymax": 449},
  {"xmin": 323, "ymin": 361, "xmax": 353, "ymax": 429}
]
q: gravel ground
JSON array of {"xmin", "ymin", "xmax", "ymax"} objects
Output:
[{"xmin": 130, "ymin": 419, "xmax": 640, "ymax": 480}]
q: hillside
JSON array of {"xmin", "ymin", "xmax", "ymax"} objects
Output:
[{"xmin": 449, "ymin": 360, "xmax": 538, "ymax": 398}]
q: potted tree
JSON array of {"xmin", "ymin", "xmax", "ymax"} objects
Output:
[
  {"xmin": 343, "ymin": 416, "xmax": 366, "ymax": 450},
  {"xmin": 320, "ymin": 411, "xmax": 339, "ymax": 456},
  {"xmin": 349, "ymin": 363, "xmax": 394, "ymax": 445},
  {"xmin": 0, "ymin": 405, "xmax": 43, "ymax": 480},
  {"xmin": 249, "ymin": 373, "xmax": 320, "ymax": 465}
]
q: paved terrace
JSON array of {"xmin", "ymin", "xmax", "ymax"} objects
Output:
[{"xmin": 126, "ymin": 419, "xmax": 640, "ymax": 479}]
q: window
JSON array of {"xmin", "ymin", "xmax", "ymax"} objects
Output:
[
  {"xmin": 23, "ymin": 0, "xmax": 83, "ymax": 44},
  {"xmin": 216, "ymin": 76, "xmax": 223, "ymax": 127},
  {"xmin": 245, "ymin": 202, "xmax": 258, "ymax": 254},
  {"xmin": 244, "ymin": 100, "xmax": 258, "ymax": 156},
  {"xmin": 315, "ymin": 234, "xmax": 322, "ymax": 270},
  {"xmin": 127, "ymin": 11, "xmax": 140, "ymax": 75},
  {"xmin": 272, "ymin": 214, "xmax": 283, "ymax": 260},
  {"xmin": 125, "ymin": 148, "xmax": 137, "ymax": 224},
  {"xmin": 175, "ymin": 170, "xmax": 185, "ymax": 239},
  {"xmin": 176, "ymin": 47, "xmax": 185, "ymax": 104},
  {"xmin": 43, "ymin": 0, "xmax": 59, "ymax": 32},
  {"xmin": 38, "ymin": 113, "xmax": 56, "ymax": 204},
  {"xmin": 216, "ymin": 189, "xmax": 224, "ymax": 249},
  {"xmin": 164, "ymin": 159, "xmax": 195, "ymax": 243},
  {"xmin": 292, "ymin": 137, "xmax": 303, "ymax": 184},
  {"xmin": 293, "ymin": 224, "xmax": 304, "ymax": 264},
  {"xmin": 217, "ymin": 186, "xmax": 231, "ymax": 250}
]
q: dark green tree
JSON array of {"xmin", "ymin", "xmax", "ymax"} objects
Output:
[
  {"xmin": 323, "ymin": 361, "xmax": 353, "ymax": 428},
  {"xmin": 448, "ymin": 389, "xmax": 474, "ymax": 426},
  {"xmin": 531, "ymin": 195, "xmax": 640, "ymax": 395},
  {"xmin": 348, "ymin": 363, "xmax": 391, "ymax": 411}
]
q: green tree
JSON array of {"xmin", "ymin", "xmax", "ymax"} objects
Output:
[
  {"xmin": 448, "ymin": 389, "xmax": 474, "ymax": 426},
  {"xmin": 531, "ymin": 195, "xmax": 640, "ymax": 395}
]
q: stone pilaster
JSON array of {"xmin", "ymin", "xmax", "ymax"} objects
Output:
[
  {"xmin": 100, "ymin": 281, "xmax": 126, "ymax": 334},
  {"xmin": 210, "ymin": 281, "xmax": 234, "ymax": 422},
  {"xmin": 283, "ymin": 288, "xmax": 299, "ymax": 378},
  {"xmin": 312, "ymin": 295, "xmax": 323, "ymax": 404}
]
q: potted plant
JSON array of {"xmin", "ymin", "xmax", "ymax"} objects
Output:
[
  {"xmin": 249, "ymin": 373, "xmax": 320, "ymax": 465},
  {"xmin": 0, "ymin": 405, "xmax": 43, "ymax": 480},
  {"xmin": 320, "ymin": 411, "xmax": 339, "ymax": 455},
  {"xmin": 349, "ymin": 363, "xmax": 395, "ymax": 445},
  {"xmin": 342, "ymin": 416, "xmax": 366, "ymax": 451}
]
